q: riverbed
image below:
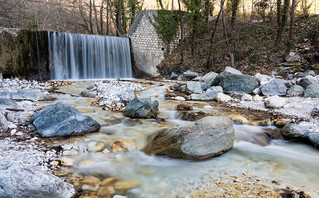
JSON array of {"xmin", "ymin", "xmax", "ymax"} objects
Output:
[{"xmin": 33, "ymin": 79, "xmax": 319, "ymax": 198}]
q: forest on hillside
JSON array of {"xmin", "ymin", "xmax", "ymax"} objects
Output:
[{"xmin": 1, "ymin": 0, "xmax": 319, "ymax": 76}]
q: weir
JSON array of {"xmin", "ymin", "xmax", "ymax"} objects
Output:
[{"xmin": 48, "ymin": 32, "xmax": 133, "ymax": 80}]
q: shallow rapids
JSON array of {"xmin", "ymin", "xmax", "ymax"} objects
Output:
[{"xmin": 45, "ymin": 80, "xmax": 319, "ymax": 197}]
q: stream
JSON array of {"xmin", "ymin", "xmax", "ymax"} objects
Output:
[{"xmin": 40, "ymin": 80, "xmax": 319, "ymax": 197}]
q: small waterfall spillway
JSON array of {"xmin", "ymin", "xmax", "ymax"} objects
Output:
[{"xmin": 48, "ymin": 32, "xmax": 133, "ymax": 80}]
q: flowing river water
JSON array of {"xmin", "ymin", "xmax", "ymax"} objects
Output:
[{"xmin": 38, "ymin": 80, "xmax": 319, "ymax": 197}]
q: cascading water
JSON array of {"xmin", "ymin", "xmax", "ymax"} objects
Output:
[{"xmin": 48, "ymin": 32, "xmax": 133, "ymax": 80}]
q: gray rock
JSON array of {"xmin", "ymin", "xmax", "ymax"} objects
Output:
[
  {"xmin": 191, "ymin": 89, "xmax": 218, "ymax": 101},
  {"xmin": 299, "ymin": 79, "xmax": 312, "ymax": 88},
  {"xmin": 144, "ymin": 116, "xmax": 235, "ymax": 160},
  {"xmin": 192, "ymin": 76, "xmax": 202, "ymax": 81},
  {"xmin": 213, "ymin": 72, "xmax": 259, "ymax": 94},
  {"xmin": 177, "ymin": 74, "xmax": 183, "ymax": 81},
  {"xmin": 224, "ymin": 66, "xmax": 242, "ymax": 75},
  {"xmin": 209, "ymin": 86, "xmax": 223, "ymax": 93},
  {"xmin": 304, "ymin": 75, "xmax": 318, "ymax": 84},
  {"xmin": 80, "ymin": 90, "xmax": 96, "ymax": 98},
  {"xmin": 0, "ymin": 112, "xmax": 8, "ymax": 133},
  {"xmin": 260, "ymin": 79, "xmax": 287, "ymax": 96},
  {"xmin": 307, "ymin": 70, "xmax": 316, "ymax": 76},
  {"xmin": 264, "ymin": 95, "xmax": 285, "ymax": 108},
  {"xmin": 241, "ymin": 94, "xmax": 253, "ymax": 101},
  {"xmin": 0, "ymin": 98, "xmax": 17, "ymax": 106},
  {"xmin": 0, "ymin": 161, "xmax": 75, "ymax": 198},
  {"xmin": 254, "ymin": 73, "xmax": 272, "ymax": 85},
  {"xmin": 0, "ymin": 89, "xmax": 42, "ymax": 101},
  {"xmin": 286, "ymin": 52, "xmax": 301, "ymax": 62},
  {"xmin": 183, "ymin": 71, "xmax": 198, "ymax": 80},
  {"xmin": 124, "ymin": 98, "xmax": 159, "ymax": 119},
  {"xmin": 216, "ymin": 93, "xmax": 232, "ymax": 102},
  {"xmin": 307, "ymin": 132, "xmax": 319, "ymax": 148},
  {"xmin": 304, "ymin": 84, "xmax": 319, "ymax": 98},
  {"xmin": 169, "ymin": 72, "xmax": 178, "ymax": 79},
  {"xmin": 202, "ymin": 71, "xmax": 218, "ymax": 84},
  {"xmin": 186, "ymin": 82, "xmax": 202, "ymax": 93},
  {"xmin": 287, "ymin": 85, "xmax": 304, "ymax": 97},
  {"xmin": 311, "ymin": 103, "xmax": 319, "ymax": 117},
  {"xmin": 200, "ymin": 82, "xmax": 207, "ymax": 90},
  {"xmin": 287, "ymin": 74, "xmax": 294, "ymax": 80},
  {"xmin": 295, "ymin": 72, "xmax": 307, "ymax": 78},
  {"xmin": 280, "ymin": 124, "xmax": 310, "ymax": 141},
  {"xmin": 31, "ymin": 102, "xmax": 101, "ymax": 137}
]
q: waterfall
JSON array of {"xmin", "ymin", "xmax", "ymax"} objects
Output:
[{"xmin": 48, "ymin": 32, "xmax": 133, "ymax": 80}]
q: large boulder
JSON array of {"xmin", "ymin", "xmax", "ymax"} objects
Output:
[
  {"xmin": 0, "ymin": 161, "xmax": 75, "ymax": 198},
  {"xmin": 287, "ymin": 85, "xmax": 304, "ymax": 97},
  {"xmin": 260, "ymin": 79, "xmax": 287, "ymax": 96},
  {"xmin": 280, "ymin": 124, "xmax": 310, "ymax": 141},
  {"xmin": 202, "ymin": 71, "xmax": 218, "ymax": 85},
  {"xmin": 0, "ymin": 111, "xmax": 8, "ymax": 133},
  {"xmin": 264, "ymin": 95, "xmax": 285, "ymax": 109},
  {"xmin": 183, "ymin": 71, "xmax": 198, "ymax": 80},
  {"xmin": 144, "ymin": 116, "xmax": 235, "ymax": 160},
  {"xmin": 186, "ymin": 82, "xmax": 202, "ymax": 93},
  {"xmin": 31, "ymin": 102, "xmax": 101, "ymax": 137},
  {"xmin": 124, "ymin": 98, "xmax": 159, "ymax": 119},
  {"xmin": 213, "ymin": 72, "xmax": 259, "ymax": 94},
  {"xmin": 304, "ymin": 84, "xmax": 319, "ymax": 98},
  {"xmin": 307, "ymin": 132, "xmax": 319, "ymax": 148}
]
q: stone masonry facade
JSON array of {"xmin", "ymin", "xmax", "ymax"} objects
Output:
[{"xmin": 128, "ymin": 10, "xmax": 181, "ymax": 76}]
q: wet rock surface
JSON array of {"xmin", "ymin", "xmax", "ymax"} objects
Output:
[
  {"xmin": 145, "ymin": 116, "xmax": 235, "ymax": 160},
  {"xmin": 260, "ymin": 79, "xmax": 287, "ymax": 96},
  {"xmin": 0, "ymin": 161, "xmax": 75, "ymax": 198},
  {"xmin": 32, "ymin": 102, "xmax": 101, "ymax": 137},
  {"xmin": 124, "ymin": 98, "xmax": 159, "ymax": 119},
  {"xmin": 213, "ymin": 72, "xmax": 259, "ymax": 94}
]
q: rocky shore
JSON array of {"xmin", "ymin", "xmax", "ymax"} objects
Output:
[{"xmin": 1, "ymin": 76, "xmax": 319, "ymax": 198}]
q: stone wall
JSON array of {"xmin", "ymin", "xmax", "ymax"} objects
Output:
[
  {"xmin": 128, "ymin": 10, "xmax": 181, "ymax": 77},
  {"xmin": 0, "ymin": 28, "xmax": 49, "ymax": 80}
]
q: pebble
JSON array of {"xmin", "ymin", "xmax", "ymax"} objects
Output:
[
  {"xmin": 253, "ymin": 95, "xmax": 263, "ymax": 101},
  {"xmin": 7, "ymin": 122, "xmax": 17, "ymax": 129},
  {"xmin": 10, "ymin": 129, "xmax": 17, "ymax": 136},
  {"xmin": 50, "ymin": 161, "xmax": 59, "ymax": 166},
  {"xmin": 81, "ymin": 176, "xmax": 101, "ymax": 186},
  {"xmin": 100, "ymin": 178, "xmax": 119, "ymax": 186},
  {"xmin": 87, "ymin": 142, "xmax": 105, "ymax": 152},
  {"xmin": 61, "ymin": 158, "xmax": 74, "ymax": 167},
  {"xmin": 63, "ymin": 149, "xmax": 79, "ymax": 156},
  {"xmin": 15, "ymin": 132, "xmax": 23, "ymax": 136},
  {"xmin": 111, "ymin": 140, "xmax": 136, "ymax": 152},
  {"xmin": 231, "ymin": 115, "xmax": 249, "ymax": 125},
  {"xmin": 114, "ymin": 179, "xmax": 141, "ymax": 191}
]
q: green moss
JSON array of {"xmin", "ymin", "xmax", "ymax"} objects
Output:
[{"xmin": 149, "ymin": 10, "xmax": 180, "ymax": 56}]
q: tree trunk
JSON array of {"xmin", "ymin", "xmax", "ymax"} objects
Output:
[
  {"xmin": 231, "ymin": 0, "xmax": 240, "ymax": 29},
  {"xmin": 221, "ymin": 2, "xmax": 235, "ymax": 67},
  {"xmin": 205, "ymin": 0, "xmax": 224, "ymax": 68},
  {"xmin": 276, "ymin": 0, "xmax": 289, "ymax": 44},
  {"xmin": 107, "ymin": 0, "xmax": 122, "ymax": 36},
  {"xmin": 93, "ymin": 0, "xmax": 101, "ymax": 34},
  {"xmin": 286, "ymin": 0, "xmax": 297, "ymax": 56},
  {"xmin": 178, "ymin": 0, "xmax": 184, "ymax": 64},
  {"xmin": 89, "ymin": 0, "xmax": 94, "ymax": 34},
  {"xmin": 106, "ymin": 0, "xmax": 109, "ymax": 35},
  {"xmin": 78, "ymin": 0, "xmax": 91, "ymax": 33}
]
